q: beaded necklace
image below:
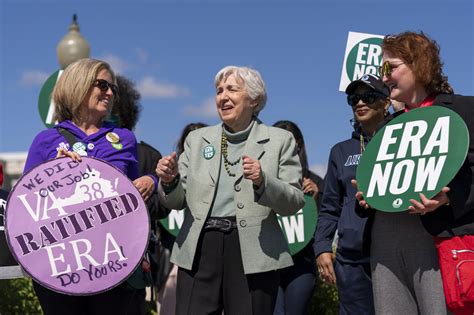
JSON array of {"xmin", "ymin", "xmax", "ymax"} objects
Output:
[
  {"xmin": 221, "ymin": 130, "xmax": 241, "ymax": 177},
  {"xmin": 360, "ymin": 134, "xmax": 366, "ymax": 154}
]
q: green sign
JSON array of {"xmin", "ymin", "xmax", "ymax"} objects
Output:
[
  {"xmin": 346, "ymin": 37, "xmax": 383, "ymax": 81},
  {"xmin": 159, "ymin": 209, "xmax": 182, "ymax": 237},
  {"xmin": 38, "ymin": 70, "xmax": 63, "ymax": 128},
  {"xmin": 277, "ymin": 194, "xmax": 317, "ymax": 255},
  {"xmin": 356, "ymin": 107, "xmax": 469, "ymax": 212}
]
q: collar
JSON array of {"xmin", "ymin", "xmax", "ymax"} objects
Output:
[
  {"xmin": 223, "ymin": 119, "xmax": 255, "ymax": 143},
  {"xmin": 404, "ymin": 94, "xmax": 438, "ymax": 112}
]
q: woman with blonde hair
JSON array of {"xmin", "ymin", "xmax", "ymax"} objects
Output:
[{"xmin": 24, "ymin": 58, "xmax": 152, "ymax": 315}]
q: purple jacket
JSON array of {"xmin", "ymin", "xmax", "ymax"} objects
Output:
[{"xmin": 24, "ymin": 120, "xmax": 139, "ymax": 180}]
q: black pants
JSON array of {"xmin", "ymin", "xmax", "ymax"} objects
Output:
[
  {"xmin": 33, "ymin": 281, "xmax": 136, "ymax": 315},
  {"xmin": 176, "ymin": 228, "xmax": 280, "ymax": 315}
]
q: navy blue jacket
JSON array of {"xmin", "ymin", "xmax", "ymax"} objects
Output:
[{"xmin": 314, "ymin": 130, "xmax": 372, "ymax": 264}]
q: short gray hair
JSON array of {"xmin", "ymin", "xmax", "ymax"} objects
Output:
[{"xmin": 214, "ymin": 65, "xmax": 267, "ymax": 115}]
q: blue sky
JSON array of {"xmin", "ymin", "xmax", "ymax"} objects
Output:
[{"xmin": 1, "ymin": 0, "xmax": 472, "ymax": 176}]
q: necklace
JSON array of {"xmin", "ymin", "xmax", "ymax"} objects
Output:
[
  {"xmin": 360, "ymin": 134, "xmax": 366, "ymax": 154},
  {"xmin": 221, "ymin": 131, "xmax": 241, "ymax": 177}
]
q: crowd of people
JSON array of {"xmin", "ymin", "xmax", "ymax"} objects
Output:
[{"xmin": 2, "ymin": 30, "xmax": 473, "ymax": 315}]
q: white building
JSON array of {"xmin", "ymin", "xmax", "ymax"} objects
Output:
[{"xmin": 0, "ymin": 152, "xmax": 27, "ymax": 191}]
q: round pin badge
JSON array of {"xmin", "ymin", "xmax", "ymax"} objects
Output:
[
  {"xmin": 106, "ymin": 132, "xmax": 120, "ymax": 144},
  {"xmin": 203, "ymin": 145, "xmax": 215, "ymax": 160},
  {"xmin": 87, "ymin": 143, "xmax": 95, "ymax": 150},
  {"xmin": 72, "ymin": 142, "xmax": 88, "ymax": 156},
  {"xmin": 112, "ymin": 143, "xmax": 123, "ymax": 150}
]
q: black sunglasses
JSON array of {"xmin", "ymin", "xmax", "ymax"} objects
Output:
[
  {"xmin": 94, "ymin": 79, "xmax": 118, "ymax": 95},
  {"xmin": 347, "ymin": 91, "xmax": 386, "ymax": 107}
]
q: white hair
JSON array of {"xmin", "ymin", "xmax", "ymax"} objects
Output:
[{"xmin": 214, "ymin": 65, "xmax": 267, "ymax": 115}]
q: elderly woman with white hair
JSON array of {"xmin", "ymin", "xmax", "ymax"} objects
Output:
[{"xmin": 156, "ymin": 65, "xmax": 305, "ymax": 314}]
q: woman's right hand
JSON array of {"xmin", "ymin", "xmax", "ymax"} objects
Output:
[
  {"xmin": 56, "ymin": 148, "xmax": 82, "ymax": 162},
  {"xmin": 316, "ymin": 252, "xmax": 336, "ymax": 284},
  {"xmin": 351, "ymin": 179, "xmax": 370, "ymax": 209},
  {"xmin": 156, "ymin": 152, "xmax": 179, "ymax": 183}
]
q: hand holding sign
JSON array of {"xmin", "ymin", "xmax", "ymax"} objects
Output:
[
  {"xmin": 408, "ymin": 186, "xmax": 450, "ymax": 215},
  {"xmin": 356, "ymin": 107, "xmax": 468, "ymax": 212},
  {"xmin": 351, "ymin": 179, "xmax": 370, "ymax": 210},
  {"xmin": 133, "ymin": 176, "xmax": 155, "ymax": 201},
  {"xmin": 56, "ymin": 148, "xmax": 82, "ymax": 162},
  {"xmin": 303, "ymin": 177, "xmax": 318, "ymax": 198}
]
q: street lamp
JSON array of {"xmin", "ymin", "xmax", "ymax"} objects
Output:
[{"xmin": 56, "ymin": 14, "xmax": 90, "ymax": 69}]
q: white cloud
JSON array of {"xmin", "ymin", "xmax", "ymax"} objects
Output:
[
  {"xmin": 182, "ymin": 97, "xmax": 218, "ymax": 118},
  {"xmin": 137, "ymin": 76, "xmax": 191, "ymax": 99},
  {"xmin": 136, "ymin": 48, "xmax": 148, "ymax": 63},
  {"xmin": 98, "ymin": 54, "xmax": 128, "ymax": 74},
  {"xmin": 310, "ymin": 163, "xmax": 327, "ymax": 177},
  {"xmin": 20, "ymin": 71, "xmax": 49, "ymax": 86}
]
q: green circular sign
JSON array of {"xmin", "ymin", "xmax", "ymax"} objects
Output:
[
  {"xmin": 159, "ymin": 210, "xmax": 182, "ymax": 237},
  {"xmin": 346, "ymin": 37, "xmax": 383, "ymax": 81},
  {"xmin": 38, "ymin": 70, "xmax": 62, "ymax": 128},
  {"xmin": 356, "ymin": 106, "xmax": 469, "ymax": 212},
  {"xmin": 277, "ymin": 194, "xmax": 317, "ymax": 255}
]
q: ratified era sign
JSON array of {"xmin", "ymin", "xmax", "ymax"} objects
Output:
[
  {"xmin": 356, "ymin": 107, "xmax": 469, "ymax": 212},
  {"xmin": 5, "ymin": 157, "xmax": 150, "ymax": 295}
]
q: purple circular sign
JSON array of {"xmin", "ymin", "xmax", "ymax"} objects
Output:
[{"xmin": 5, "ymin": 157, "xmax": 149, "ymax": 295}]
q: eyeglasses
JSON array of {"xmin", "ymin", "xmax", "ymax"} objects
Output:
[
  {"xmin": 347, "ymin": 91, "xmax": 386, "ymax": 107},
  {"xmin": 378, "ymin": 61, "xmax": 404, "ymax": 78},
  {"xmin": 93, "ymin": 79, "xmax": 118, "ymax": 95}
]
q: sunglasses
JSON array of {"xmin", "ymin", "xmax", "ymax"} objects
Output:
[
  {"xmin": 347, "ymin": 91, "xmax": 386, "ymax": 107},
  {"xmin": 378, "ymin": 61, "xmax": 405, "ymax": 78},
  {"xmin": 94, "ymin": 79, "xmax": 118, "ymax": 95}
]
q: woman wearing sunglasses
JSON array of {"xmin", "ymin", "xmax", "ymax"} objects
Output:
[
  {"xmin": 314, "ymin": 74, "xmax": 389, "ymax": 315},
  {"xmin": 23, "ymin": 58, "xmax": 153, "ymax": 315},
  {"xmin": 357, "ymin": 31, "xmax": 474, "ymax": 315}
]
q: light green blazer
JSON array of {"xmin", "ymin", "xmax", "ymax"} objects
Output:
[{"xmin": 158, "ymin": 119, "xmax": 305, "ymax": 274}]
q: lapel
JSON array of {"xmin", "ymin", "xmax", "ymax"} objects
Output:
[
  {"xmin": 237, "ymin": 119, "xmax": 269, "ymax": 182},
  {"xmin": 244, "ymin": 119, "xmax": 268, "ymax": 161},
  {"xmin": 201, "ymin": 124, "xmax": 222, "ymax": 185}
]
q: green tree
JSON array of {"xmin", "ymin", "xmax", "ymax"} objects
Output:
[
  {"xmin": 309, "ymin": 278, "xmax": 339, "ymax": 314},
  {"xmin": 0, "ymin": 278, "xmax": 42, "ymax": 314}
]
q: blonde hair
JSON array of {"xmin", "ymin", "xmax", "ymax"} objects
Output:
[
  {"xmin": 52, "ymin": 58, "xmax": 116, "ymax": 123},
  {"xmin": 214, "ymin": 65, "xmax": 267, "ymax": 116}
]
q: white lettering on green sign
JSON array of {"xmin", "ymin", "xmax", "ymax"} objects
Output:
[
  {"xmin": 367, "ymin": 116, "xmax": 450, "ymax": 197},
  {"xmin": 168, "ymin": 210, "xmax": 183, "ymax": 230},
  {"xmin": 278, "ymin": 209, "xmax": 304, "ymax": 244},
  {"xmin": 353, "ymin": 43, "xmax": 382, "ymax": 80}
]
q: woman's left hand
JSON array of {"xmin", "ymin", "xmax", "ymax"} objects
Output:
[
  {"xmin": 56, "ymin": 148, "xmax": 82, "ymax": 162},
  {"xmin": 242, "ymin": 155, "xmax": 263, "ymax": 187},
  {"xmin": 303, "ymin": 177, "xmax": 318, "ymax": 198},
  {"xmin": 133, "ymin": 176, "xmax": 155, "ymax": 201},
  {"xmin": 408, "ymin": 186, "xmax": 450, "ymax": 215}
]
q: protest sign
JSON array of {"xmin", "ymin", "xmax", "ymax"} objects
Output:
[
  {"xmin": 277, "ymin": 194, "xmax": 317, "ymax": 255},
  {"xmin": 339, "ymin": 31, "xmax": 384, "ymax": 92},
  {"xmin": 356, "ymin": 107, "xmax": 469, "ymax": 212},
  {"xmin": 5, "ymin": 157, "xmax": 149, "ymax": 295}
]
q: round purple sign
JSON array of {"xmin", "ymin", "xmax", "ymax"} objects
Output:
[{"xmin": 5, "ymin": 157, "xmax": 149, "ymax": 295}]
